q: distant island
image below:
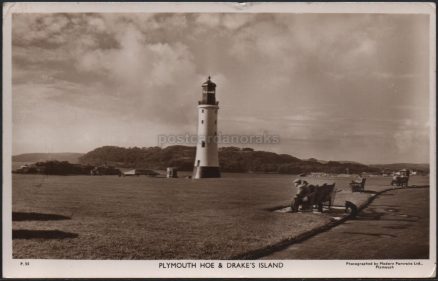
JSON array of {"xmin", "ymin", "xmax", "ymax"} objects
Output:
[{"xmin": 12, "ymin": 146, "xmax": 430, "ymax": 175}]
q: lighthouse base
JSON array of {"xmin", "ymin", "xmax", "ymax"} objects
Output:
[{"xmin": 193, "ymin": 166, "xmax": 221, "ymax": 179}]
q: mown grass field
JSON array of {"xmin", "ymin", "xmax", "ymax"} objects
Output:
[{"xmin": 12, "ymin": 173, "xmax": 429, "ymax": 259}]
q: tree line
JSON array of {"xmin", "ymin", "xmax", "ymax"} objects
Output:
[{"xmin": 78, "ymin": 145, "xmax": 381, "ymax": 174}]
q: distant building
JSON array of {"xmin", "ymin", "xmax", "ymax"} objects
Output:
[
  {"xmin": 123, "ymin": 169, "xmax": 159, "ymax": 177},
  {"xmin": 166, "ymin": 167, "xmax": 178, "ymax": 178}
]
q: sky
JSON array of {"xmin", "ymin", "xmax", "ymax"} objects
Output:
[{"xmin": 12, "ymin": 13, "xmax": 431, "ymax": 163}]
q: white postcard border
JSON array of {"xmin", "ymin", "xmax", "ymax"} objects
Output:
[{"xmin": 2, "ymin": 2, "xmax": 436, "ymax": 278}]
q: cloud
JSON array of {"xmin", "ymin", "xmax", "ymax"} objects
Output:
[
  {"xmin": 72, "ymin": 24, "xmax": 199, "ymax": 125},
  {"xmin": 11, "ymin": 13, "xmax": 430, "ymax": 163},
  {"xmin": 195, "ymin": 13, "xmax": 255, "ymax": 30}
]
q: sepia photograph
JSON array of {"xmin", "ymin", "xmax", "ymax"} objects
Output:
[{"xmin": 2, "ymin": 2, "xmax": 436, "ymax": 278}]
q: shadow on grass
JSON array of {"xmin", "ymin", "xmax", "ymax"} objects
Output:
[
  {"xmin": 342, "ymin": 231, "xmax": 397, "ymax": 238},
  {"xmin": 354, "ymin": 209, "xmax": 385, "ymax": 221},
  {"xmin": 13, "ymin": 229, "xmax": 78, "ymax": 240},
  {"xmin": 13, "ymin": 212, "xmax": 71, "ymax": 221},
  {"xmin": 360, "ymin": 190, "xmax": 378, "ymax": 194},
  {"xmin": 407, "ymin": 185, "xmax": 430, "ymax": 189}
]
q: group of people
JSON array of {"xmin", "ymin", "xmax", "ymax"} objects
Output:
[
  {"xmin": 291, "ymin": 175, "xmax": 362, "ymax": 212},
  {"xmin": 391, "ymin": 169, "xmax": 410, "ymax": 187}
]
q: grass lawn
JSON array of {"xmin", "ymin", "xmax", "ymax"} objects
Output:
[{"xmin": 11, "ymin": 173, "xmax": 429, "ymax": 259}]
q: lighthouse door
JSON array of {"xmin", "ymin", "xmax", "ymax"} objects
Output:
[{"xmin": 197, "ymin": 160, "xmax": 200, "ymax": 166}]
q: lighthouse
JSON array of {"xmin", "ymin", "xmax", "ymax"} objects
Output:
[{"xmin": 193, "ymin": 76, "xmax": 221, "ymax": 179}]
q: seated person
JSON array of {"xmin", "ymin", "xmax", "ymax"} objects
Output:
[
  {"xmin": 291, "ymin": 179, "xmax": 315, "ymax": 211},
  {"xmin": 351, "ymin": 174, "xmax": 363, "ymax": 185}
]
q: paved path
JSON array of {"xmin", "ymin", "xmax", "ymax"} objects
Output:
[{"xmin": 262, "ymin": 187, "xmax": 429, "ymax": 259}]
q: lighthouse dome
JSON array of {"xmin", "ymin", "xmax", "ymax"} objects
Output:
[{"xmin": 202, "ymin": 76, "xmax": 216, "ymax": 88}]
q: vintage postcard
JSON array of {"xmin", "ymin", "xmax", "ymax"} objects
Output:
[{"xmin": 2, "ymin": 2, "xmax": 436, "ymax": 278}]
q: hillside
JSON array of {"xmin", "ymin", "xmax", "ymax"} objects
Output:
[
  {"xmin": 13, "ymin": 149, "xmax": 427, "ymax": 175},
  {"xmin": 12, "ymin": 153, "xmax": 83, "ymax": 163},
  {"xmin": 79, "ymin": 145, "xmax": 380, "ymax": 174}
]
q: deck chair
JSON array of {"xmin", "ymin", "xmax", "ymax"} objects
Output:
[
  {"xmin": 350, "ymin": 178, "xmax": 366, "ymax": 192},
  {"xmin": 313, "ymin": 183, "xmax": 336, "ymax": 212}
]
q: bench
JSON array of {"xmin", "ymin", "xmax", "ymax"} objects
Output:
[
  {"xmin": 291, "ymin": 183, "xmax": 336, "ymax": 212},
  {"xmin": 350, "ymin": 178, "xmax": 366, "ymax": 192}
]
